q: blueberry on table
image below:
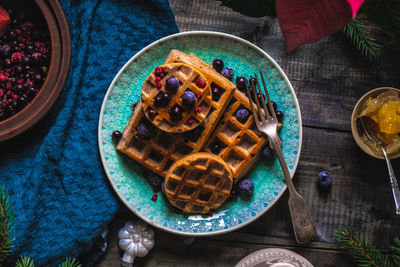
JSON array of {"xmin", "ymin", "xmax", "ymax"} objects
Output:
[
  {"xmin": 262, "ymin": 145, "xmax": 275, "ymax": 161},
  {"xmin": 136, "ymin": 121, "xmax": 154, "ymax": 140},
  {"xmin": 212, "ymin": 58, "xmax": 224, "ymax": 72},
  {"xmin": 166, "ymin": 76, "xmax": 179, "ymax": 92},
  {"xmin": 181, "ymin": 91, "xmax": 196, "ymax": 107},
  {"xmin": 236, "ymin": 76, "xmax": 247, "ymax": 91},
  {"xmin": 235, "ymin": 108, "xmax": 250, "ymax": 123},
  {"xmin": 238, "ymin": 179, "xmax": 254, "ymax": 195},
  {"xmin": 221, "ymin": 67, "xmax": 234, "ymax": 81},
  {"xmin": 112, "ymin": 130, "xmax": 122, "ymax": 142},
  {"xmin": 317, "ymin": 171, "xmax": 333, "ymax": 189}
]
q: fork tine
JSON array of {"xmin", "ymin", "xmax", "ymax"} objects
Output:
[
  {"xmin": 259, "ymin": 71, "xmax": 277, "ymax": 121},
  {"xmin": 245, "ymin": 82, "xmax": 261, "ymax": 127},
  {"xmin": 249, "ymin": 75, "xmax": 267, "ymax": 121},
  {"xmin": 254, "ymin": 73, "xmax": 271, "ymax": 120}
]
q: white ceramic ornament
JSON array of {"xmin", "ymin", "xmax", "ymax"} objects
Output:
[{"xmin": 118, "ymin": 220, "xmax": 155, "ymax": 266}]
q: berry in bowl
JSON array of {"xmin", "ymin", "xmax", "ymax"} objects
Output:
[{"xmin": 0, "ymin": 0, "xmax": 71, "ymax": 142}]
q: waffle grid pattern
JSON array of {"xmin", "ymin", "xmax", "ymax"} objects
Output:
[
  {"xmin": 142, "ymin": 63, "xmax": 212, "ymax": 132},
  {"xmin": 165, "ymin": 153, "xmax": 233, "ymax": 213},
  {"xmin": 205, "ymin": 90, "xmax": 268, "ymax": 182}
]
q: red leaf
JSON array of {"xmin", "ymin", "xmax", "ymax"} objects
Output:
[
  {"xmin": 276, "ymin": 0, "xmax": 352, "ymax": 53},
  {"xmin": 346, "ymin": 0, "xmax": 365, "ymax": 17},
  {"xmin": 0, "ymin": 6, "xmax": 10, "ymax": 38}
]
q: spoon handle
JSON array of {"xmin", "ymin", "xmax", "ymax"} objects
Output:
[{"xmin": 382, "ymin": 148, "xmax": 400, "ymax": 215}]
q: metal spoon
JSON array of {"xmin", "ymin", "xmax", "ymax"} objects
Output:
[{"xmin": 360, "ymin": 116, "xmax": 400, "ymax": 215}]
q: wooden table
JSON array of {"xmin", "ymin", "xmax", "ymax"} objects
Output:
[{"xmin": 96, "ymin": 1, "xmax": 400, "ymax": 266}]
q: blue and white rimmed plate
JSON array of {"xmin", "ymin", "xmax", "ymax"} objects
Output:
[{"xmin": 98, "ymin": 31, "xmax": 302, "ymax": 236}]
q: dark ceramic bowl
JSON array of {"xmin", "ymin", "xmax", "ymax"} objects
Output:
[{"xmin": 0, "ymin": 0, "xmax": 71, "ymax": 142}]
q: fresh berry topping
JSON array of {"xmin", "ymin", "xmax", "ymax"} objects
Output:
[
  {"xmin": 210, "ymin": 142, "xmax": 222, "ymax": 154},
  {"xmin": 194, "ymin": 79, "xmax": 206, "ymax": 88},
  {"xmin": 162, "ymin": 67, "xmax": 168, "ymax": 74},
  {"xmin": 262, "ymin": 145, "xmax": 275, "ymax": 161},
  {"xmin": 147, "ymin": 108, "xmax": 156, "ymax": 118},
  {"xmin": 150, "ymin": 193, "xmax": 158, "ymax": 202},
  {"xmin": 155, "ymin": 67, "xmax": 162, "ymax": 75},
  {"xmin": 161, "ymin": 182, "xmax": 166, "ymax": 195},
  {"xmin": 317, "ymin": 171, "xmax": 333, "ymax": 189},
  {"xmin": 136, "ymin": 121, "xmax": 154, "ymax": 140},
  {"xmin": 236, "ymin": 76, "xmax": 247, "ymax": 91},
  {"xmin": 238, "ymin": 179, "xmax": 254, "ymax": 195},
  {"xmin": 212, "ymin": 87, "xmax": 220, "ymax": 96},
  {"xmin": 187, "ymin": 119, "xmax": 194, "ymax": 124},
  {"xmin": 112, "ymin": 130, "xmax": 122, "ymax": 142},
  {"xmin": 146, "ymin": 172, "xmax": 163, "ymax": 187},
  {"xmin": 196, "ymin": 93, "xmax": 202, "ymax": 99},
  {"xmin": 166, "ymin": 76, "xmax": 179, "ymax": 92},
  {"xmin": 268, "ymin": 101, "xmax": 278, "ymax": 111},
  {"xmin": 0, "ymin": 7, "xmax": 10, "ymax": 37},
  {"xmin": 249, "ymin": 77, "xmax": 257, "ymax": 86},
  {"xmin": 155, "ymin": 77, "xmax": 161, "ymax": 82},
  {"xmin": 226, "ymin": 185, "xmax": 239, "ymax": 202},
  {"xmin": 156, "ymin": 81, "xmax": 162, "ymax": 88},
  {"xmin": 235, "ymin": 108, "xmax": 250, "ymax": 123},
  {"xmin": 221, "ymin": 67, "xmax": 234, "ymax": 80},
  {"xmin": 181, "ymin": 91, "xmax": 196, "ymax": 107},
  {"xmin": 153, "ymin": 91, "xmax": 171, "ymax": 108},
  {"xmin": 169, "ymin": 104, "xmax": 183, "ymax": 121},
  {"xmin": 276, "ymin": 110, "xmax": 284, "ymax": 122},
  {"xmin": 212, "ymin": 58, "xmax": 224, "ymax": 72},
  {"xmin": 195, "ymin": 106, "xmax": 202, "ymax": 113}
]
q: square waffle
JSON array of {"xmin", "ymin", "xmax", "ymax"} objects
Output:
[
  {"xmin": 117, "ymin": 50, "xmax": 236, "ymax": 176},
  {"xmin": 205, "ymin": 89, "xmax": 271, "ymax": 182}
]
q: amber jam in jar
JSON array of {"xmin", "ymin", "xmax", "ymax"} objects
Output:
[{"xmin": 358, "ymin": 90, "xmax": 400, "ymax": 156}]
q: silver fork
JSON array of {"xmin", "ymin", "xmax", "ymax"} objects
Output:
[{"xmin": 246, "ymin": 72, "xmax": 316, "ymax": 244}]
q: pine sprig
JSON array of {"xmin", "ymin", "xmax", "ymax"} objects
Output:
[
  {"xmin": 342, "ymin": 18, "xmax": 382, "ymax": 60},
  {"xmin": 15, "ymin": 256, "xmax": 35, "ymax": 267},
  {"xmin": 58, "ymin": 257, "xmax": 81, "ymax": 267},
  {"xmin": 0, "ymin": 185, "xmax": 15, "ymax": 263},
  {"xmin": 392, "ymin": 237, "xmax": 400, "ymax": 266},
  {"xmin": 336, "ymin": 226, "xmax": 392, "ymax": 267}
]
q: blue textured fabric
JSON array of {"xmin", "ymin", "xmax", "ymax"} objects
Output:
[{"xmin": 0, "ymin": 0, "xmax": 178, "ymax": 265}]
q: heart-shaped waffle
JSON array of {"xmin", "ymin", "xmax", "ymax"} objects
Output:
[
  {"xmin": 141, "ymin": 63, "xmax": 212, "ymax": 133},
  {"xmin": 164, "ymin": 152, "xmax": 233, "ymax": 214}
]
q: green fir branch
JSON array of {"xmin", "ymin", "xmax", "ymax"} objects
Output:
[
  {"xmin": 0, "ymin": 185, "xmax": 15, "ymax": 263},
  {"xmin": 15, "ymin": 256, "xmax": 35, "ymax": 267},
  {"xmin": 58, "ymin": 257, "xmax": 81, "ymax": 267},
  {"xmin": 342, "ymin": 18, "xmax": 382, "ymax": 60},
  {"xmin": 336, "ymin": 226, "xmax": 392, "ymax": 267},
  {"xmin": 392, "ymin": 237, "xmax": 400, "ymax": 266}
]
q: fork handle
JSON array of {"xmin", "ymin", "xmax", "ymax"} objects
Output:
[
  {"xmin": 381, "ymin": 147, "xmax": 400, "ymax": 215},
  {"xmin": 270, "ymin": 137, "xmax": 317, "ymax": 244}
]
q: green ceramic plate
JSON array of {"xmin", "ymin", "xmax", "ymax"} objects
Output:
[{"xmin": 98, "ymin": 31, "xmax": 302, "ymax": 236}]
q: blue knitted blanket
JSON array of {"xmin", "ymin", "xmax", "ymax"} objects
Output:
[{"xmin": 0, "ymin": 0, "xmax": 178, "ymax": 265}]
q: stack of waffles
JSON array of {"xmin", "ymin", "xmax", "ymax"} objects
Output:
[{"xmin": 116, "ymin": 49, "xmax": 273, "ymax": 213}]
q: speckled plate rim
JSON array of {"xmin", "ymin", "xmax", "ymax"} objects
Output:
[{"xmin": 98, "ymin": 31, "xmax": 303, "ymax": 236}]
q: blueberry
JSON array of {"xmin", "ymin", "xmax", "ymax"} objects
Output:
[
  {"xmin": 210, "ymin": 142, "xmax": 221, "ymax": 154},
  {"xmin": 112, "ymin": 130, "xmax": 122, "ymax": 142},
  {"xmin": 235, "ymin": 108, "xmax": 250, "ymax": 123},
  {"xmin": 236, "ymin": 76, "xmax": 247, "ymax": 91},
  {"xmin": 153, "ymin": 92, "xmax": 170, "ymax": 108},
  {"xmin": 276, "ymin": 110, "xmax": 284, "ymax": 122},
  {"xmin": 136, "ymin": 121, "xmax": 154, "ymax": 140},
  {"xmin": 238, "ymin": 179, "xmax": 254, "ymax": 195},
  {"xmin": 166, "ymin": 76, "xmax": 180, "ymax": 92},
  {"xmin": 212, "ymin": 59, "xmax": 224, "ymax": 72},
  {"xmin": 249, "ymin": 77, "xmax": 257, "ymax": 86},
  {"xmin": 262, "ymin": 145, "xmax": 275, "ymax": 161},
  {"xmin": 169, "ymin": 105, "xmax": 183, "ymax": 121},
  {"xmin": 161, "ymin": 182, "xmax": 166, "ymax": 195},
  {"xmin": 317, "ymin": 171, "xmax": 333, "ymax": 189},
  {"xmin": 147, "ymin": 172, "xmax": 163, "ymax": 187},
  {"xmin": 226, "ymin": 185, "xmax": 239, "ymax": 202},
  {"xmin": 221, "ymin": 67, "xmax": 234, "ymax": 81},
  {"xmin": 181, "ymin": 91, "xmax": 196, "ymax": 107}
]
